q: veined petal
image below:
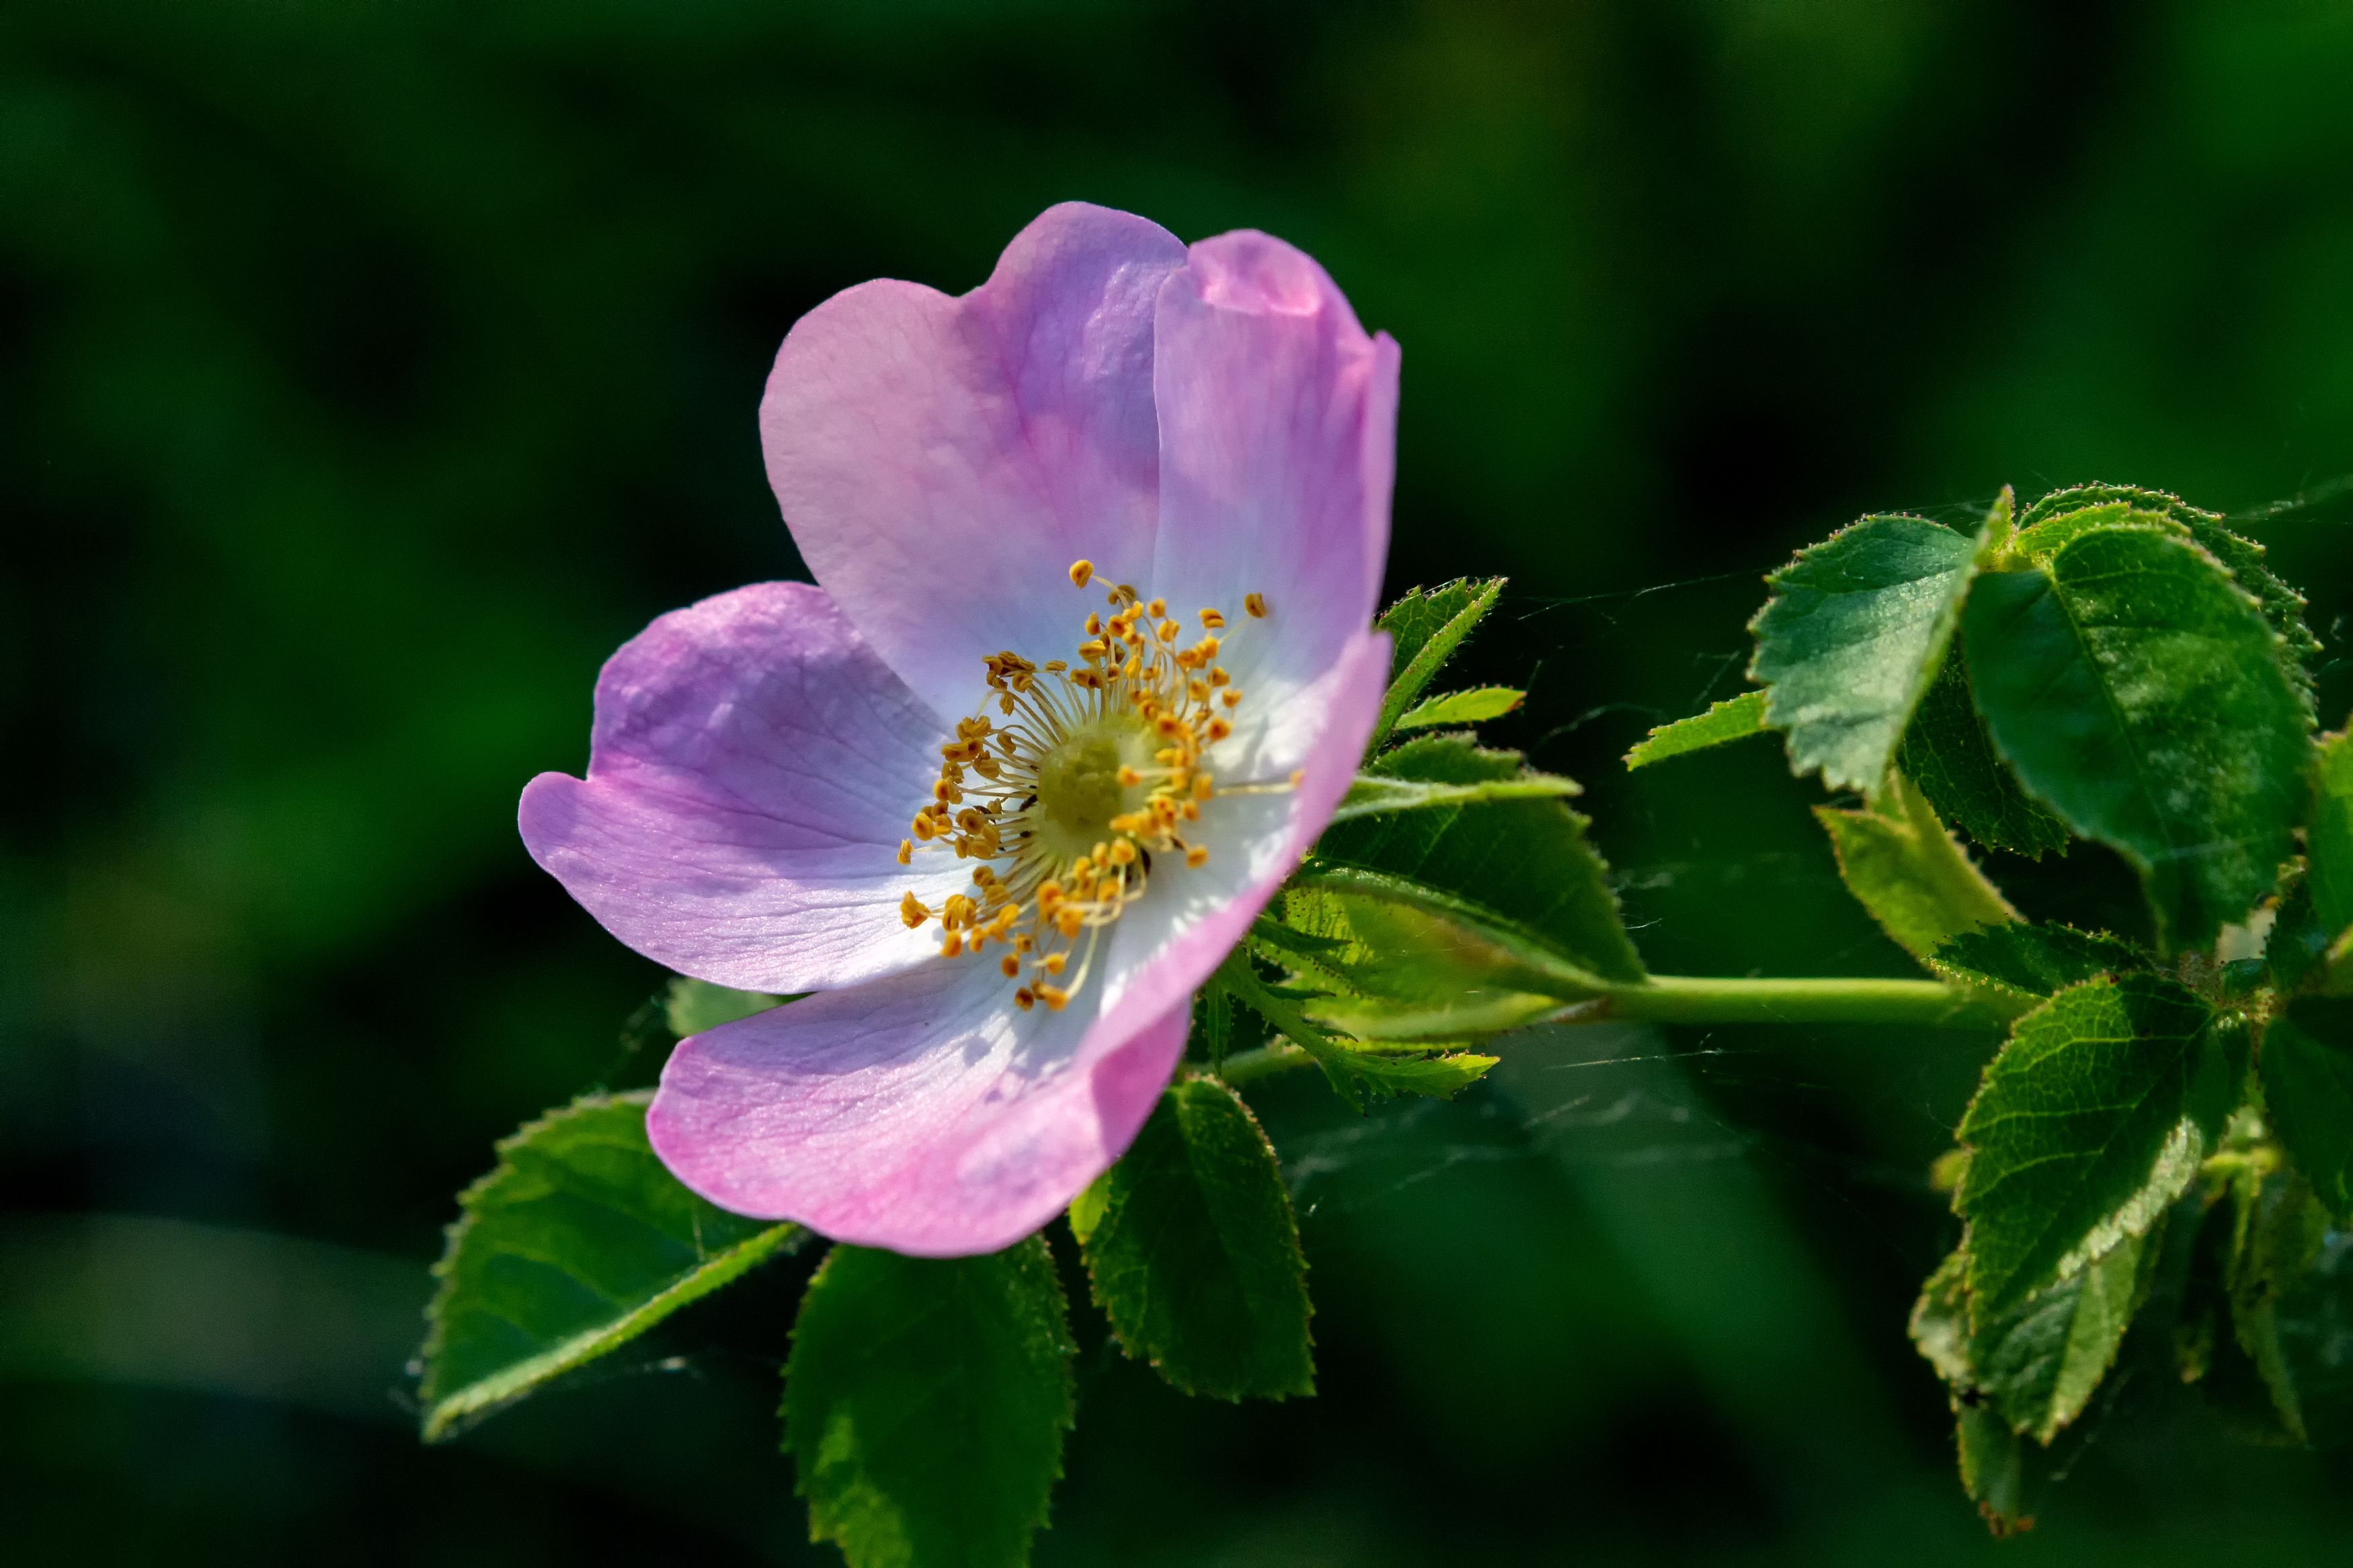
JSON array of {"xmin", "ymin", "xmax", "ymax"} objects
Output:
[
  {"xmin": 647, "ymin": 959, "xmax": 1191, "ymax": 1257},
  {"xmin": 1096, "ymin": 630, "xmax": 1392, "ymax": 1041},
  {"xmin": 762, "ymin": 202, "xmax": 1189, "ymax": 723},
  {"xmin": 1148, "ymin": 232, "xmax": 1400, "ymax": 698},
  {"xmin": 518, "ymin": 582, "xmax": 967, "ymax": 995}
]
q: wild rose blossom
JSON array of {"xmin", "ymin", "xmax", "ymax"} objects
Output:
[{"xmin": 519, "ymin": 203, "xmax": 1398, "ymax": 1255}]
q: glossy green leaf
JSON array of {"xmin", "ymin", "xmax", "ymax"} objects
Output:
[
  {"xmin": 1310, "ymin": 733, "xmax": 1645, "ymax": 986},
  {"xmin": 418, "ymin": 1092, "xmax": 801, "ymax": 1440},
  {"xmin": 2309, "ymin": 729, "xmax": 2353, "ymax": 948},
  {"xmin": 1975, "ymin": 1229, "xmax": 2155, "ymax": 1444},
  {"xmin": 1899, "ymin": 647, "xmax": 2069, "ymax": 858},
  {"xmin": 1813, "ymin": 772, "xmax": 2016, "ymax": 966},
  {"xmin": 1372, "ymin": 577, "xmax": 1504, "ymax": 748},
  {"xmin": 1394, "ymin": 686, "xmax": 1523, "ymax": 731},
  {"xmin": 1965, "ymin": 527, "xmax": 2311, "ymax": 951},
  {"xmin": 785, "ymin": 1237, "xmax": 1075, "ymax": 1568},
  {"xmin": 1958, "ymin": 975, "xmax": 2239, "ymax": 1320},
  {"xmin": 1330, "ymin": 766, "xmax": 1578, "ymax": 825},
  {"xmin": 1078, "ymin": 1077, "xmax": 1313, "ymax": 1400},
  {"xmin": 1622, "ymin": 690, "xmax": 1769, "ymax": 770},
  {"xmin": 1750, "ymin": 507, "xmax": 1985, "ymax": 794},
  {"xmin": 1928, "ymin": 922, "xmax": 2153, "ymax": 1008},
  {"xmin": 2263, "ymin": 999, "xmax": 2353, "ymax": 1221}
]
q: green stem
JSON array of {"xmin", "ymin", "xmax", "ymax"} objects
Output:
[{"xmin": 1207, "ymin": 965, "xmax": 2023, "ymax": 1086}]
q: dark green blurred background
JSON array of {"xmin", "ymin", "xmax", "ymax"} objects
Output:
[{"xmin": 6, "ymin": 1, "xmax": 2352, "ymax": 1562}]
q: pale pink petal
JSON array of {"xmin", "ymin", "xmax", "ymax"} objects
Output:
[
  {"xmin": 762, "ymin": 202, "xmax": 1189, "ymax": 723},
  {"xmin": 1147, "ymin": 231, "xmax": 1400, "ymax": 698},
  {"xmin": 518, "ymin": 582, "xmax": 967, "ymax": 995},
  {"xmin": 647, "ymin": 958, "xmax": 1192, "ymax": 1257}
]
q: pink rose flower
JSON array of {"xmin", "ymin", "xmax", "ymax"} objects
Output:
[{"xmin": 518, "ymin": 203, "xmax": 1398, "ymax": 1255}]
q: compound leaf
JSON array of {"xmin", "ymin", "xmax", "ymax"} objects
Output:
[
  {"xmin": 1078, "ymin": 1077, "xmax": 1312, "ymax": 1400},
  {"xmin": 2263, "ymin": 999, "xmax": 2353, "ymax": 1221},
  {"xmin": 1958, "ymin": 975, "xmax": 2240, "ymax": 1321},
  {"xmin": 1814, "ymin": 772, "xmax": 2016, "ymax": 966},
  {"xmin": 1624, "ymin": 690, "xmax": 1770, "ymax": 770},
  {"xmin": 1373, "ymin": 578, "xmax": 1505, "ymax": 747},
  {"xmin": 1928, "ymin": 923, "xmax": 2154, "ymax": 1008},
  {"xmin": 1751, "ymin": 507, "xmax": 1986, "ymax": 794},
  {"xmin": 1899, "ymin": 647, "xmax": 2069, "ymax": 858},
  {"xmin": 419, "ymin": 1092, "xmax": 801, "ymax": 1441},
  {"xmin": 1964, "ymin": 527, "xmax": 2311, "ymax": 951},
  {"xmin": 785, "ymin": 1237, "xmax": 1075, "ymax": 1568},
  {"xmin": 1395, "ymin": 686, "xmax": 1523, "ymax": 731}
]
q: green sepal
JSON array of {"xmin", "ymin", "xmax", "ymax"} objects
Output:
[
  {"xmin": 1965, "ymin": 526, "xmax": 2311, "ymax": 952},
  {"xmin": 1623, "ymin": 690, "xmax": 1769, "ymax": 770},
  {"xmin": 784, "ymin": 1237, "xmax": 1076, "ymax": 1568},
  {"xmin": 2262, "ymin": 999, "xmax": 2353, "ymax": 1221},
  {"xmin": 1898, "ymin": 647, "xmax": 2069, "ymax": 859},
  {"xmin": 1749, "ymin": 500, "xmax": 1992, "ymax": 795},
  {"xmin": 1310, "ymin": 733, "xmax": 1645, "ymax": 987},
  {"xmin": 1371, "ymin": 577, "xmax": 1505, "ymax": 749},
  {"xmin": 1927, "ymin": 922, "xmax": 2154, "ymax": 1009},
  {"xmin": 1076, "ymin": 1077, "xmax": 1314, "ymax": 1400},
  {"xmin": 1813, "ymin": 772, "xmax": 2016, "ymax": 967},
  {"xmin": 1956, "ymin": 975, "xmax": 2241, "ymax": 1322},
  {"xmin": 1394, "ymin": 686, "xmax": 1523, "ymax": 731},
  {"xmin": 417, "ymin": 1091, "xmax": 803, "ymax": 1441}
]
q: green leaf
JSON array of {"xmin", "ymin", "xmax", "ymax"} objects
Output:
[
  {"xmin": 1813, "ymin": 772, "xmax": 2016, "ymax": 966},
  {"xmin": 785, "ymin": 1237, "xmax": 1076, "ymax": 1568},
  {"xmin": 417, "ymin": 1092, "xmax": 801, "ymax": 1441},
  {"xmin": 2222, "ymin": 1160, "xmax": 2332, "ymax": 1443},
  {"xmin": 1372, "ymin": 577, "xmax": 1505, "ymax": 748},
  {"xmin": 1928, "ymin": 922, "xmax": 2154, "ymax": 1008},
  {"xmin": 1956, "ymin": 1402, "xmax": 2031, "ymax": 1536},
  {"xmin": 1957, "ymin": 975, "xmax": 2240, "ymax": 1321},
  {"xmin": 1078, "ymin": 1077, "xmax": 1313, "ymax": 1400},
  {"xmin": 2272, "ymin": 1218, "xmax": 2353, "ymax": 1448},
  {"xmin": 1310, "ymin": 733, "xmax": 1646, "ymax": 986},
  {"xmin": 666, "ymin": 975, "xmax": 789, "ymax": 1036},
  {"xmin": 1975, "ymin": 1229, "xmax": 2155, "ymax": 1444},
  {"xmin": 1322, "ymin": 1048, "xmax": 1498, "ymax": 1101},
  {"xmin": 2263, "ymin": 999, "xmax": 2353, "ymax": 1221},
  {"xmin": 1394, "ymin": 686, "xmax": 1523, "ymax": 731},
  {"xmin": 1624, "ymin": 690, "xmax": 1769, "ymax": 770},
  {"xmin": 1899, "ymin": 647, "xmax": 2070, "ymax": 858},
  {"xmin": 1330, "ymin": 766, "xmax": 1579, "ymax": 825},
  {"xmin": 2309, "ymin": 729, "xmax": 2353, "ymax": 950},
  {"xmin": 1750, "ymin": 504, "xmax": 1989, "ymax": 794},
  {"xmin": 1213, "ymin": 949, "xmax": 1497, "ymax": 1111},
  {"xmin": 1964, "ymin": 526, "xmax": 2312, "ymax": 952},
  {"xmin": 1909, "ymin": 1247, "xmax": 1975, "ymax": 1389}
]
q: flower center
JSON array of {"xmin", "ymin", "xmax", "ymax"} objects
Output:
[{"xmin": 895, "ymin": 561, "xmax": 1287, "ymax": 1012}]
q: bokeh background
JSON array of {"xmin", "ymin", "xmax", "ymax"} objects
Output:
[{"xmin": 6, "ymin": 1, "xmax": 2353, "ymax": 1562}]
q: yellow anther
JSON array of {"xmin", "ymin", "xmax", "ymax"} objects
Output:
[
  {"xmin": 1156, "ymin": 620, "xmax": 1179, "ymax": 644},
  {"xmin": 1244, "ymin": 593, "xmax": 1267, "ymax": 618},
  {"xmin": 1058, "ymin": 908, "xmax": 1084, "ymax": 938},
  {"xmin": 1181, "ymin": 800, "xmax": 1200, "ymax": 821},
  {"xmin": 1069, "ymin": 559, "xmax": 1094, "ymax": 589},
  {"xmin": 1038, "ymin": 881, "xmax": 1064, "ymax": 910},
  {"xmin": 900, "ymin": 891, "xmax": 930, "ymax": 928},
  {"xmin": 1015, "ymin": 987, "xmax": 1037, "ymax": 1011},
  {"xmin": 1155, "ymin": 714, "xmax": 1183, "ymax": 738},
  {"xmin": 911, "ymin": 814, "xmax": 938, "ymax": 841},
  {"xmin": 1289, "ymin": 769, "xmax": 1306, "ymax": 785},
  {"xmin": 1193, "ymin": 774, "xmax": 1215, "ymax": 799},
  {"xmin": 897, "ymin": 839, "xmax": 913, "ymax": 866},
  {"xmin": 1185, "ymin": 845, "xmax": 1209, "ymax": 868},
  {"xmin": 1001, "ymin": 954, "xmax": 1021, "ymax": 978},
  {"xmin": 1037, "ymin": 983, "xmax": 1070, "ymax": 1012},
  {"xmin": 1043, "ymin": 661, "xmax": 1067, "ymax": 674},
  {"xmin": 1108, "ymin": 839, "xmax": 1138, "ymax": 866},
  {"xmin": 1043, "ymin": 952, "xmax": 1069, "ymax": 977},
  {"xmin": 1222, "ymin": 688, "xmax": 1242, "ymax": 708},
  {"xmin": 1209, "ymin": 666, "xmax": 1230, "ymax": 687},
  {"xmin": 1196, "ymin": 636, "xmax": 1220, "ymax": 659},
  {"xmin": 1084, "ymin": 612, "xmax": 1102, "ymax": 636},
  {"xmin": 1092, "ymin": 842, "xmax": 1110, "ymax": 864},
  {"xmin": 1189, "ymin": 679, "xmax": 1209, "ymax": 702},
  {"xmin": 1117, "ymin": 766, "xmax": 1145, "ymax": 787},
  {"xmin": 1207, "ymin": 717, "xmax": 1233, "ymax": 741},
  {"xmin": 1146, "ymin": 597, "xmax": 1166, "ymax": 618},
  {"xmin": 1199, "ymin": 608, "xmax": 1226, "ymax": 629},
  {"xmin": 941, "ymin": 930, "xmax": 963, "ymax": 958}
]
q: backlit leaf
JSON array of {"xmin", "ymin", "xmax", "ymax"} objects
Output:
[
  {"xmin": 1624, "ymin": 690, "xmax": 1770, "ymax": 770},
  {"xmin": 1372, "ymin": 578, "xmax": 1504, "ymax": 748},
  {"xmin": 1078, "ymin": 1077, "xmax": 1313, "ymax": 1400},
  {"xmin": 1271, "ymin": 883, "xmax": 1599, "ymax": 1038},
  {"xmin": 1394, "ymin": 686, "xmax": 1523, "ymax": 731},
  {"xmin": 1814, "ymin": 772, "xmax": 2016, "ymax": 966},
  {"xmin": 1330, "ymin": 767, "xmax": 1578, "ymax": 825},
  {"xmin": 1958, "ymin": 975, "xmax": 2239, "ymax": 1320},
  {"xmin": 418, "ymin": 1092, "xmax": 801, "ymax": 1440},
  {"xmin": 1974, "ymin": 1229, "xmax": 2155, "ymax": 1444},
  {"xmin": 1928, "ymin": 922, "xmax": 2153, "ymax": 1008},
  {"xmin": 1750, "ymin": 505, "xmax": 1987, "ymax": 794},
  {"xmin": 1964, "ymin": 526, "xmax": 2311, "ymax": 951},
  {"xmin": 1899, "ymin": 647, "xmax": 2069, "ymax": 858},
  {"xmin": 666, "ymin": 976, "xmax": 789, "ymax": 1036},
  {"xmin": 784, "ymin": 1237, "xmax": 1075, "ymax": 1568},
  {"xmin": 2263, "ymin": 999, "xmax": 2353, "ymax": 1221}
]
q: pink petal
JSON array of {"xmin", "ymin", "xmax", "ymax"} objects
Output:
[
  {"xmin": 647, "ymin": 959, "xmax": 1192, "ymax": 1257},
  {"xmin": 518, "ymin": 582, "xmax": 968, "ymax": 995},
  {"xmin": 1147, "ymin": 231, "xmax": 1400, "ymax": 698},
  {"xmin": 761, "ymin": 202, "xmax": 1189, "ymax": 724}
]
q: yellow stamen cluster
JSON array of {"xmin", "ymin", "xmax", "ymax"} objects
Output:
[{"xmin": 898, "ymin": 561, "xmax": 1281, "ymax": 1012}]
